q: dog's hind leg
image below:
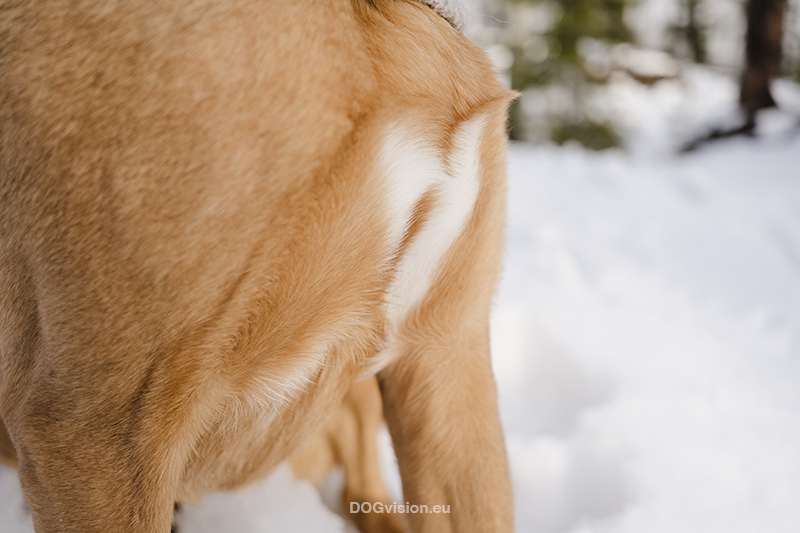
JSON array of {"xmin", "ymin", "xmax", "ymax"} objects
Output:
[
  {"xmin": 377, "ymin": 105, "xmax": 514, "ymax": 533},
  {"xmin": 291, "ymin": 377, "xmax": 406, "ymax": 533},
  {"xmin": 0, "ymin": 418, "xmax": 18, "ymax": 467},
  {"xmin": 332, "ymin": 377, "xmax": 406, "ymax": 533}
]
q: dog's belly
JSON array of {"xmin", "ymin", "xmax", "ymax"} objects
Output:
[{"xmin": 174, "ymin": 347, "xmax": 355, "ymax": 501}]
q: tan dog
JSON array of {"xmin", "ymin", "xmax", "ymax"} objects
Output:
[{"xmin": 0, "ymin": 1, "xmax": 514, "ymax": 531}]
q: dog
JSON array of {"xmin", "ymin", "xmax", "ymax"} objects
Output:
[{"xmin": 0, "ymin": 0, "xmax": 514, "ymax": 531}]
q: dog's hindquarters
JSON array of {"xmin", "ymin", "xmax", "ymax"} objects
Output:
[{"xmin": 0, "ymin": 1, "xmax": 514, "ymax": 531}]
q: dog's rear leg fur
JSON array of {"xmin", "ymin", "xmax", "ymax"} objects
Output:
[
  {"xmin": 332, "ymin": 378, "xmax": 406, "ymax": 533},
  {"xmin": 291, "ymin": 377, "xmax": 406, "ymax": 533},
  {"xmin": 377, "ymin": 104, "xmax": 514, "ymax": 533},
  {"xmin": 0, "ymin": 418, "xmax": 17, "ymax": 468}
]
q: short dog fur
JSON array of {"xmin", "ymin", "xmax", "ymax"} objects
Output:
[
  {"xmin": 0, "ymin": 0, "xmax": 514, "ymax": 531},
  {"xmin": 290, "ymin": 375, "xmax": 407, "ymax": 533}
]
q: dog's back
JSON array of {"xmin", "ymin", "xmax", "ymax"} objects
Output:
[{"xmin": 0, "ymin": 1, "xmax": 513, "ymax": 531}]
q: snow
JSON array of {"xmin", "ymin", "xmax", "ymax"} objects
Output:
[
  {"xmin": 496, "ymin": 69, "xmax": 800, "ymax": 532},
  {"xmin": 498, "ymin": 137, "xmax": 800, "ymax": 532},
  {"xmin": 2, "ymin": 70, "xmax": 800, "ymax": 532},
  {"xmin": 174, "ymin": 466, "xmax": 348, "ymax": 533}
]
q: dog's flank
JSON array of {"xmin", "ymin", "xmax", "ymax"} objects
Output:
[{"xmin": 0, "ymin": 0, "xmax": 514, "ymax": 531}]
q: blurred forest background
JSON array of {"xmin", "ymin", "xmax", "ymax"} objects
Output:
[{"xmin": 461, "ymin": 0, "xmax": 800, "ymax": 150}]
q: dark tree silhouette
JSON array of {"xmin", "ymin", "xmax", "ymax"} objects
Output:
[
  {"xmin": 740, "ymin": 0, "xmax": 788, "ymax": 125},
  {"xmin": 683, "ymin": 0, "xmax": 789, "ymax": 151},
  {"xmin": 672, "ymin": 0, "xmax": 707, "ymax": 64}
]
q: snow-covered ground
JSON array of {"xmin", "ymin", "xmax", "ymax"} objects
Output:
[
  {"xmin": 498, "ymin": 125, "xmax": 800, "ymax": 533},
  {"xmin": 497, "ymin": 69, "xmax": 800, "ymax": 533},
  {"xmin": 2, "ymin": 69, "xmax": 800, "ymax": 532}
]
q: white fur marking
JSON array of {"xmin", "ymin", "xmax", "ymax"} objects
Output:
[
  {"xmin": 379, "ymin": 129, "xmax": 448, "ymax": 254},
  {"xmin": 367, "ymin": 115, "xmax": 487, "ymax": 374}
]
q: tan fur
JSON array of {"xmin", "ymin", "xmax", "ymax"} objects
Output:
[
  {"xmin": 0, "ymin": 1, "xmax": 514, "ymax": 531},
  {"xmin": 290, "ymin": 376, "xmax": 406, "ymax": 533}
]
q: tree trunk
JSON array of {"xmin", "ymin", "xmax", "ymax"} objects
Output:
[
  {"xmin": 686, "ymin": 0, "xmax": 706, "ymax": 64},
  {"xmin": 740, "ymin": 0, "xmax": 787, "ymax": 123}
]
